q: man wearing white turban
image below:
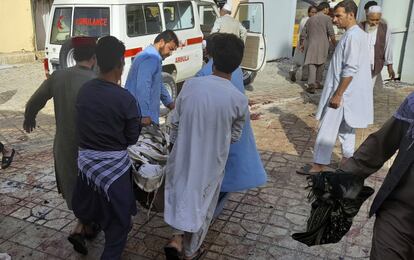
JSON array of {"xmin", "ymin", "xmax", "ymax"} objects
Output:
[
  {"xmin": 211, "ymin": 2, "xmax": 247, "ymax": 42},
  {"xmin": 359, "ymin": 5, "xmax": 395, "ymax": 88}
]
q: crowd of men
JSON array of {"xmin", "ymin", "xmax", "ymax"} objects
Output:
[{"xmin": 2, "ymin": 0, "xmax": 410, "ymax": 260}]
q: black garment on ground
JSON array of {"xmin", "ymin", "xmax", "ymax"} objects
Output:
[
  {"xmin": 0, "ymin": 142, "xmax": 3, "ymax": 153},
  {"xmin": 76, "ymin": 78, "xmax": 141, "ymax": 151}
]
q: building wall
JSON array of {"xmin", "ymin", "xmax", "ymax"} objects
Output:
[
  {"xmin": 401, "ymin": 1, "xmax": 414, "ymax": 83},
  {"xmin": 0, "ymin": 0, "xmax": 35, "ymax": 53}
]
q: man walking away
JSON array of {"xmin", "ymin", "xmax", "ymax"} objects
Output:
[
  {"xmin": 290, "ymin": 5, "xmax": 318, "ymax": 82},
  {"xmin": 297, "ymin": 0, "xmax": 372, "ymax": 175},
  {"xmin": 211, "ymin": 3, "xmax": 247, "ymax": 42},
  {"xmin": 24, "ymin": 37, "xmax": 98, "ymax": 253},
  {"xmin": 163, "ymin": 33, "xmax": 248, "ymax": 260},
  {"xmin": 300, "ymin": 2, "xmax": 336, "ymax": 93},
  {"xmin": 72, "ymin": 36, "xmax": 142, "ymax": 259},
  {"xmin": 125, "ymin": 30, "xmax": 178, "ymax": 126},
  {"xmin": 340, "ymin": 91, "xmax": 414, "ymax": 259},
  {"xmin": 359, "ymin": 5, "xmax": 395, "ymax": 88}
]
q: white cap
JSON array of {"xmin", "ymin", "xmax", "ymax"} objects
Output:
[
  {"xmin": 368, "ymin": 5, "xmax": 382, "ymax": 14},
  {"xmin": 222, "ymin": 3, "xmax": 232, "ymax": 12}
]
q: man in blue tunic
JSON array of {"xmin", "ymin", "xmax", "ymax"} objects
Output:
[
  {"xmin": 197, "ymin": 34, "xmax": 267, "ymax": 216},
  {"xmin": 125, "ymin": 30, "xmax": 178, "ymax": 126}
]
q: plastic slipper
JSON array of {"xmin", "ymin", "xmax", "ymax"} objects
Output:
[
  {"xmin": 68, "ymin": 233, "xmax": 88, "ymax": 255},
  {"xmin": 164, "ymin": 245, "xmax": 182, "ymax": 260},
  {"xmin": 296, "ymin": 164, "xmax": 320, "ymax": 176},
  {"xmin": 1, "ymin": 149, "xmax": 15, "ymax": 169}
]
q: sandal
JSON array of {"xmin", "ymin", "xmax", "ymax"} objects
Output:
[
  {"xmin": 164, "ymin": 245, "xmax": 182, "ymax": 260},
  {"xmin": 68, "ymin": 233, "xmax": 88, "ymax": 255},
  {"xmin": 184, "ymin": 248, "xmax": 206, "ymax": 260},
  {"xmin": 1, "ymin": 149, "xmax": 15, "ymax": 169},
  {"xmin": 296, "ymin": 164, "xmax": 321, "ymax": 176}
]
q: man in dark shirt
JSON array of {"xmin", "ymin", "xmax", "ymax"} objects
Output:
[
  {"xmin": 23, "ymin": 37, "xmax": 97, "ymax": 248},
  {"xmin": 71, "ymin": 36, "xmax": 141, "ymax": 259}
]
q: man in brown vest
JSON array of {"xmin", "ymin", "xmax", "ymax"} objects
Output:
[{"xmin": 359, "ymin": 5, "xmax": 395, "ymax": 87}]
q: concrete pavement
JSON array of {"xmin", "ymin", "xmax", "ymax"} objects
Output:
[{"xmin": 0, "ymin": 60, "xmax": 413, "ymax": 259}]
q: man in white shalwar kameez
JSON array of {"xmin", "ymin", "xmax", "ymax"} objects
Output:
[
  {"xmin": 298, "ymin": 0, "xmax": 373, "ymax": 175},
  {"xmin": 163, "ymin": 33, "xmax": 248, "ymax": 260}
]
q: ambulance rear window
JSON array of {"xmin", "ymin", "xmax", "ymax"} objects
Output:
[
  {"xmin": 73, "ymin": 7, "xmax": 110, "ymax": 38},
  {"xmin": 50, "ymin": 7, "xmax": 72, "ymax": 45}
]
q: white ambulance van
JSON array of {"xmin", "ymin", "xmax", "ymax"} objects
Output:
[{"xmin": 44, "ymin": 0, "xmax": 266, "ymax": 98}]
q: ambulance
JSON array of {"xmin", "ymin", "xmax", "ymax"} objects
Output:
[{"xmin": 44, "ymin": 0, "xmax": 266, "ymax": 101}]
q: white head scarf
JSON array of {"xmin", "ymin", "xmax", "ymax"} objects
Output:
[
  {"xmin": 368, "ymin": 5, "xmax": 382, "ymax": 14},
  {"xmin": 222, "ymin": 3, "xmax": 232, "ymax": 12}
]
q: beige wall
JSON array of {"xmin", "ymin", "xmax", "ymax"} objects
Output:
[{"xmin": 0, "ymin": 0, "xmax": 35, "ymax": 53}]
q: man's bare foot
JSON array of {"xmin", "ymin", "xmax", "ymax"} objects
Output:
[
  {"xmin": 70, "ymin": 220, "xmax": 84, "ymax": 235},
  {"xmin": 167, "ymin": 234, "xmax": 183, "ymax": 252},
  {"xmin": 309, "ymin": 163, "xmax": 326, "ymax": 173}
]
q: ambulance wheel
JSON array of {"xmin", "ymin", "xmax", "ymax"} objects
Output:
[
  {"xmin": 160, "ymin": 72, "xmax": 177, "ymax": 117},
  {"xmin": 162, "ymin": 72, "xmax": 177, "ymax": 100},
  {"xmin": 243, "ymin": 70, "xmax": 257, "ymax": 86},
  {"xmin": 59, "ymin": 38, "xmax": 76, "ymax": 69}
]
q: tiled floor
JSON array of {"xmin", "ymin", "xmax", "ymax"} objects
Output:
[{"xmin": 1, "ymin": 61, "xmax": 413, "ymax": 259}]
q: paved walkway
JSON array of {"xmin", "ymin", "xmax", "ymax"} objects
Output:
[{"xmin": 0, "ymin": 61, "xmax": 413, "ymax": 259}]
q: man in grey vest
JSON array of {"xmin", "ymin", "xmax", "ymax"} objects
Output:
[
  {"xmin": 359, "ymin": 5, "xmax": 395, "ymax": 87},
  {"xmin": 211, "ymin": 3, "xmax": 247, "ymax": 42},
  {"xmin": 300, "ymin": 2, "xmax": 336, "ymax": 93}
]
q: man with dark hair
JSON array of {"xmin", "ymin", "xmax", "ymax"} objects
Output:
[
  {"xmin": 300, "ymin": 1, "xmax": 336, "ymax": 93},
  {"xmin": 290, "ymin": 5, "xmax": 318, "ymax": 82},
  {"xmin": 23, "ymin": 36, "xmax": 97, "ymax": 248},
  {"xmin": 125, "ymin": 30, "xmax": 178, "ymax": 126},
  {"xmin": 164, "ymin": 33, "xmax": 248, "ymax": 260},
  {"xmin": 72, "ymin": 36, "xmax": 141, "ymax": 259},
  {"xmin": 298, "ymin": 0, "xmax": 372, "ymax": 175}
]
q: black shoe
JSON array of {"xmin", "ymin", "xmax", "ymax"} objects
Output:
[
  {"xmin": 289, "ymin": 71, "xmax": 297, "ymax": 82},
  {"xmin": 305, "ymin": 84, "xmax": 316, "ymax": 94},
  {"xmin": 68, "ymin": 233, "xmax": 88, "ymax": 255},
  {"xmin": 1, "ymin": 149, "xmax": 15, "ymax": 169}
]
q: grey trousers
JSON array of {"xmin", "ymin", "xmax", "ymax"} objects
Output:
[
  {"xmin": 370, "ymin": 205, "xmax": 414, "ymax": 260},
  {"xmin": 308, "ymin": 63, "xmax": 325, "ymax": 86},
  {"xmin": 171, "ymin": 184, "xmax": 221, "ymax": 257},
  {"xmin": 290, "ymin": 64, "xmax": 309, "ymax": 80}
]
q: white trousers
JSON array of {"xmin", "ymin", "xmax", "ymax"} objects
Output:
[
  {"xmin": 372, "ymin": 75, "xmax": 378, "ymax": 88},
  {"xmin": 313, "ymin": 106, "xmax": 356, "ymax": 165}
]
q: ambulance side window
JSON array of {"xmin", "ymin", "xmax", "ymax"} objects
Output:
[
  {"xmin": 163, "ymin": 1, "xmax": 194, "ymax": 30},
  {"xmin": 126, "ymin": 4, "xmax": 162, "ymax": 37},
  {"xmin": 50, "ymin": 7, "xmax": 72, "ymax": 45}
]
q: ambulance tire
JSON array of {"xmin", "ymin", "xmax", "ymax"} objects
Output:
[
  {"xmin": 162, "ymin": 72, "xmax": 177, "ymax": 100},
  {"xmin": 59, "ymin": 39, "xmax": 76, "ymax": 69},
  {"xmin": 243, "ymin": 70, "xmax": 257, "ymax": 86},
  {"xmin": 159, "ymin": 72, "xmax": 177, "ymax": 117}
]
